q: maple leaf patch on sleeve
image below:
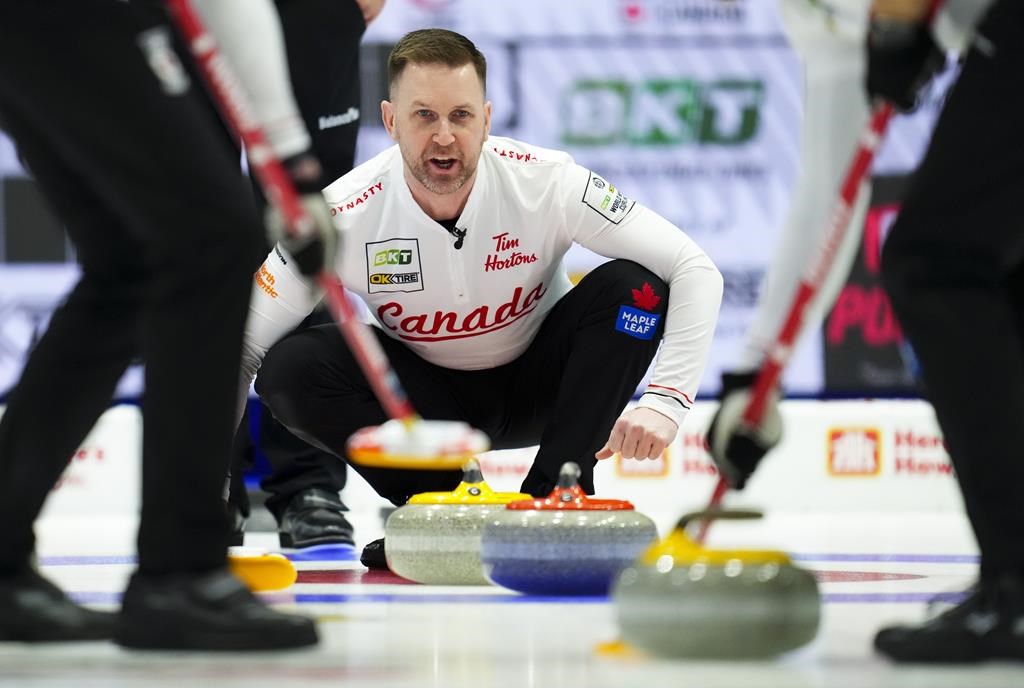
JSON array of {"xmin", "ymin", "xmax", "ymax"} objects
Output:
[{"xmin": 632, "ymin": 282, "xmax": 662, "ymax": 311}]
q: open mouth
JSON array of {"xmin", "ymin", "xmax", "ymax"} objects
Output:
[{"xmin": 429, "ymin": 157, "xmax": 458, "ymax": 172}]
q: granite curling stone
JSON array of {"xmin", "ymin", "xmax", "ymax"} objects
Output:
[
  {"xmin": 480, "ymin": 462, "xmax": 658, "ymax": 596},
  {"xmin": 384, "ymin": 459, "xmax": 532, "ymax": 585},
  {"xmin": 612, "ymin": 510, "xmax": 821, "ymax": 659}
]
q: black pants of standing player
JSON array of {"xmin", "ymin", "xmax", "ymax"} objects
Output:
[
  {"xmin": 882, "ymin": 0, "xmax": 1024, "ymax": 580},
  {"xmin": 0, "ymin": 2, "xmax": 263, "ymax": 574},
  {"xmin": 228, "ymin": 0, "xmax": 366, "ymax": 522},
  {"xmin": 255, "ymin": 260, "xmax": 669, "ymax": 506}
]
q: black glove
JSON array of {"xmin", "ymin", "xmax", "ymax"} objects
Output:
[
  {"xmin": 264, "ymin": 152, "xmax": 338, "ymax": 277},
  {"xmin": 866, "ymin": 20, "xmax": 946, "ymax": 113},
  {"xmin": 704, "ymin": 370, "xmax": 783, "ymax": 490}
]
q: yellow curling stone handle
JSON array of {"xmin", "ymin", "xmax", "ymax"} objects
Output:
[
  {"xmin": 641, "ymin": 509, "xmax": 793, "ymax": 567},
  {"xmin": 409, "ymin": 479, "xmax": 531, "ymax": 505},
  {"xmin": 408, "ymin": 458, "xmax": 531, "ymax": 505}
]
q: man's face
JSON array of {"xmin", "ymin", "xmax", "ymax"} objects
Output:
[{"xmin": 382, "ymin": 63, "xmax": 491, "ymax": 196}]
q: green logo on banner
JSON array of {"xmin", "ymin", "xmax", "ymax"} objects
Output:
[{"xmin": 561, "ymin": 79, "xmax": 764, "ymax": 147}]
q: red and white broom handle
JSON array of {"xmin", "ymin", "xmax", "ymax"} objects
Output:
[
  {"xmin": 166, "ymin": 0, "xmax": 417, "ymax": 423},
  {"xmin": 694, "ymin": 102, "xmax": 896, "ymax": 543},
  {"xmin": 744, "ymin": 102, "xmax": 895, "ymax": 428}
]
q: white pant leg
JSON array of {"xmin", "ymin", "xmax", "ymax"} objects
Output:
[{"xmin": 736, "ymin": 0, "xmax": 872, "ymax": 370}]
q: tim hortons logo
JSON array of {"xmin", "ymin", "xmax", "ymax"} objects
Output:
[
  {"xmin": 377, "ymin": 283, "xmax": 546, "ymax": 342},
  {"xmin": 484, "ymin": 232, "xmax": 538, "ymax": 273},
  {"xmin": 828, "ymin": 428, "xmax": 881, "ymax": 476},
  {"xmin": 893, "ymin": 429, "xmax": 953, "ymax": 476}
]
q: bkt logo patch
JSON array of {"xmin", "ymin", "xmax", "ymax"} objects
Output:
[
  {"xmin": 366, "ymin": 238, "xmax": 424, "ymax": 294},
  {"xmin": 373, "ymin": 249, "xmax": 413, "ymax": 266},
  {"xmin": 616, "ymin": 306, "xmax": 660, "ymax": 340}
]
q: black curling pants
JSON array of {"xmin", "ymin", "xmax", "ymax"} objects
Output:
[
  {"xmin": 882, "ymin": 0, "xmax": 1024, "ymax": 579},
  {"xmin": 256, "ymin": 260, "xmax": 670, "ymax": 506},
  {"xmin": 0, "ymin": 1, "xmax": 264, "ymax": 574}
]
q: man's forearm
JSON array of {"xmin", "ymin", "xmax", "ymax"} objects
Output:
[{"xmin": 190, "ymin": 0, "xmax": 311, "ymax": 158}]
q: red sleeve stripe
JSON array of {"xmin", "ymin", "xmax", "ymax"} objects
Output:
[{"xmin": 647, "ymin": 384, "xmax": 694, "ymax": 405}]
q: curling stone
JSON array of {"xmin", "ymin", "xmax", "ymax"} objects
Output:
[
  {"xmin": 384, "ymin": 459, "xmax": 532, "ymax": 585},
  {"xmin": 612, "ymin": 510, "xmax": 821, "ymax": 659},
  {"xmin": 480, "ymin": 462, "xmax": 657, "ymax": 596},
  {"xmin": 228, "ymin": 546, "xmax": 297, "ymax": 592}
]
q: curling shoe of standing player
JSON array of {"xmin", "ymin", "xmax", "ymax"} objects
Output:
[
  {"xmin": 0, "ymin": 561, "xmax": 116, "ymax": 641},
  {"xmin": 704, "ymin": 371, "xmax": 783, "ymax": 491},
  {"xmin": 875, "ymin": 573, "xmax": 1024, "ymax": 662}
]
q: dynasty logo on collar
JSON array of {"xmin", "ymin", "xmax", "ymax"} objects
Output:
[{"xmin": 366, "ymin": 238, "xmax": 424, "ymax": 294}]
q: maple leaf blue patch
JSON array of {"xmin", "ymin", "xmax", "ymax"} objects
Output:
[{"xmin": 616, "ymin": 306, "xmax": 660, "ymax": 340}]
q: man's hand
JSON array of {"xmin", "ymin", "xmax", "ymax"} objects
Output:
[
  {"xmin": 866, "ymin": 0, "xmax": 945, "ymax": 112},
  {"xmin": 265, "ymin": 152, "xmax": 338, "ymax": 277},
  {"xmin": 596, "ymin": 407, "xmax": 678, "ymax": 461},
  {"xmin": 704, "ymin": 371, "xmax": 782, "ymax": 490},
  {"xmin": 355, "ymin": 0, "xmax": 385, "ymax": 25}
]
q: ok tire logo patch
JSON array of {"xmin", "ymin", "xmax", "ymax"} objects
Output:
[{"xmin": 366, "ymin": 238, "xmax": 424, "ymax": 294}]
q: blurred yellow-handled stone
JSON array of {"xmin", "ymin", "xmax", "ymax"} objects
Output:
[{"xmin": 228, "ymin": 548, "xmax": 297, "ymax": 592}]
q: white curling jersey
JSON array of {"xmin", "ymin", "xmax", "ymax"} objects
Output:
[{"xmin": 243, "ymin": 136, "xmax": 723, "ymax": 426}]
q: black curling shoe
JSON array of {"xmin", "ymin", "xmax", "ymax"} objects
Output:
[
  {"xmin": 360, "ymin": 538, "xmax": 388, "ymax": 570},
  {"xmin": 0, "ymin": 566, "xmax": 116, "ymax": 642},
  {"xmin": 115, "ymin": 568, "xmax": 318, "ymax": 651},
  {"xmin": 875, "ymin": 574, "xmax": 1024, "ymax": 663},
  {"xmin": 278, "ymin": 488, "xmax": 354, "ymax": 549}
]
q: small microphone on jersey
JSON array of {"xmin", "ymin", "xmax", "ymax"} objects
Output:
[{"xmin": 449, "ymin": 226, "xmax": 467, "ymax": 250}]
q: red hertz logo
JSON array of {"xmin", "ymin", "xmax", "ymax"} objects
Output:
[
  {"xmin": 632, "ymin": 282, "xmax": 661, "ymax": 311},
  {"xmin": 378, "ymin": 283, "xmax": 547, "ymax": 341}
]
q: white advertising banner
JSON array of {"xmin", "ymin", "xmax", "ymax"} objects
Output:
[
  {"xmin": 37, "ymin": 400, "xmax": 955, "ymax": 526},
  {"xmin": 342, "ymin": 399, "xmax": 959, "ymax": 535},
  {"xmin": 0, "ymin": 404, "xmax": 143, "ymax": 518}
]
